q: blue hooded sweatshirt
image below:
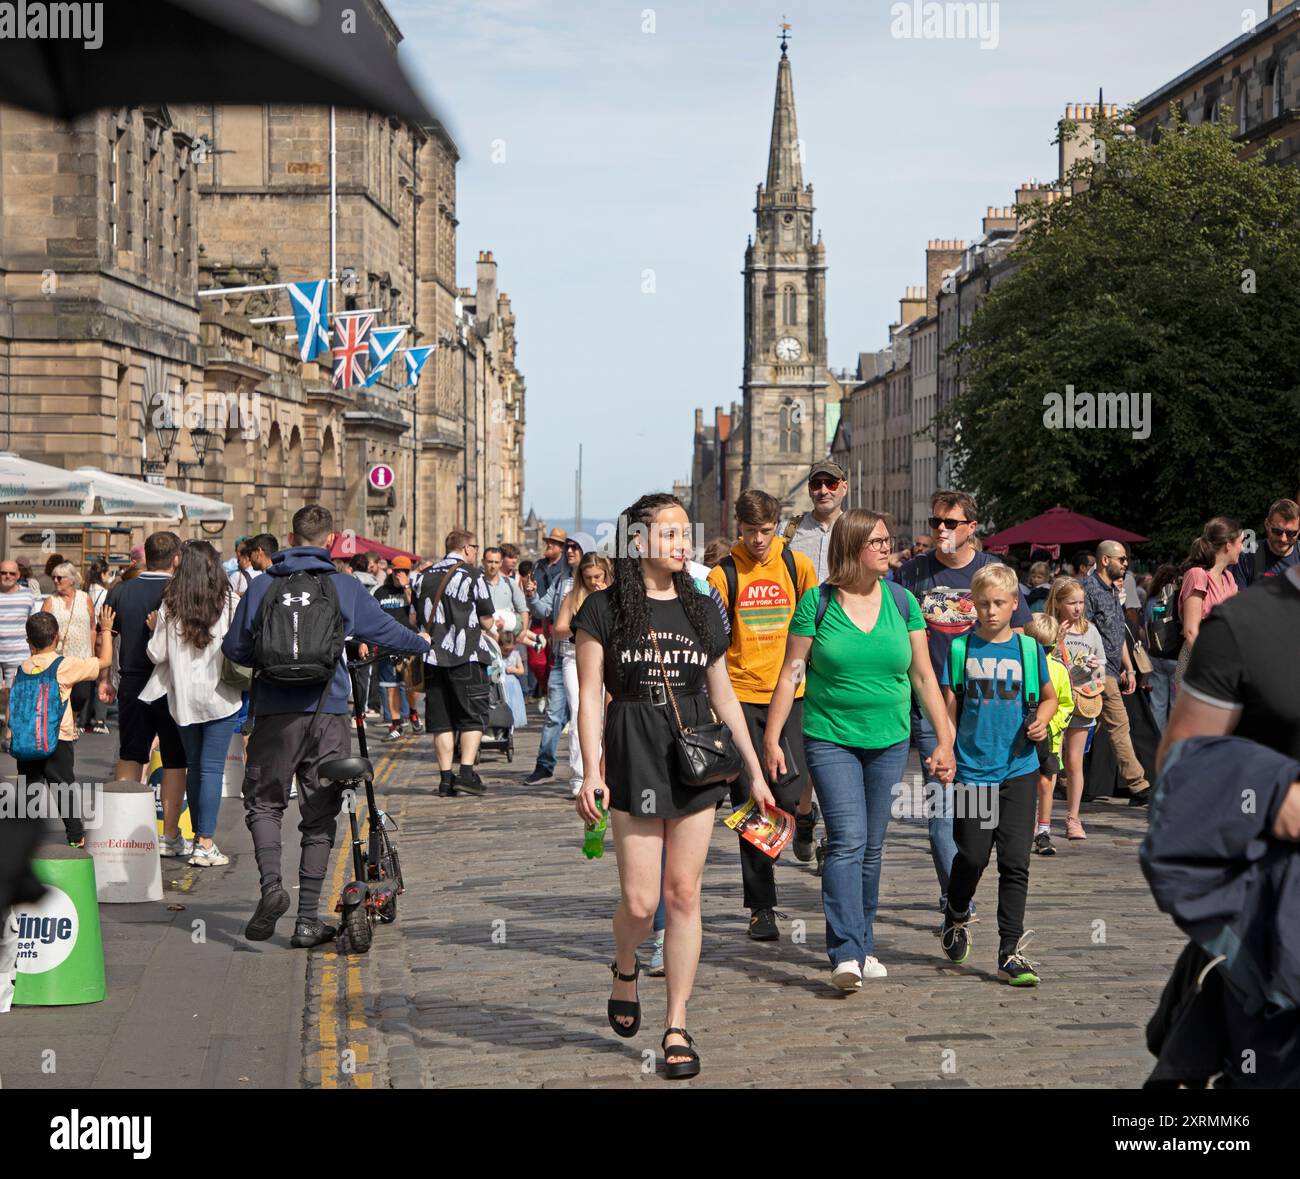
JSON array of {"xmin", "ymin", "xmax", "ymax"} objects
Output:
[{"xmin": 222, "ymin": 546, "xmax": 430, "ymax": 716}]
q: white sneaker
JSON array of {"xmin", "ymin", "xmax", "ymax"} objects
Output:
[
  {"xmin": 861, "ymin": 956, "xmax": 888, "ymax": 979},
  {"xmin": 159, "ymin": 834, "xmax": 194, "ymax": 858},
  {"xmin": 188, "ymin": 842, "xmax": 229, "ymax": 867},
  {"xmin": 831, "ymin": 960, "xmax": 863, "ymax": 991}
]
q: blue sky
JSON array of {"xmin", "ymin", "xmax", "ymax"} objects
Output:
[{"xmin": 389, "ymin": 0, "xmax": 1257, "ymax": 520}]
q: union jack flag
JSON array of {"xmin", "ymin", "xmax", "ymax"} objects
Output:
[{"xmin": 332, "ymin": 313, "xmax": 374, "ymax": 389}]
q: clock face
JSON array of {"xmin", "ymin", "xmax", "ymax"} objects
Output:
[{"xmin": 775, "ymin": 336, "xmax": 802, "ymax": 362}]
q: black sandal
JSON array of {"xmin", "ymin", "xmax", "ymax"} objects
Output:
[
  {"xmin": 661, "ymin": 1027, "xmax": 700, "ymax": 1080},
  {"xmin": 607, "ymin": 958, "xmax": 641, "ymax": 1038}
]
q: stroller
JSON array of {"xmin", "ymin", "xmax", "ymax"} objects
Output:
[{"xmin": 477, "ymin": 680, "xmax": 516, "ymax": 763}]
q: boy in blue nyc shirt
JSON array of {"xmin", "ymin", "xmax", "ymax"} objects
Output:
[{"xmin": 939, "ymin": 563, "xmax": 1056, "ymax": 985}]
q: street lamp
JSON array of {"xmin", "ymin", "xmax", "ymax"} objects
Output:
[
  {"xmin": 190, "ymin": 426, "xmax": 214, "ymax": 468},
  {"xmin": 142, "ymin": 417, "xmax": 179, "ymax": 480}
]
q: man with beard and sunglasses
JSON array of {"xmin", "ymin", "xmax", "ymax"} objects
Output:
[
  {"xmin": 896, "ymin": 490, "xmax": 1031, "ymax": 919},
  {"xmin": 1231, "ymin": 498, "xmax": 1300, "ymax": 590},
  {"xmin": 783, "ymin": 459, "xmax": 850, "ymax": 583}
]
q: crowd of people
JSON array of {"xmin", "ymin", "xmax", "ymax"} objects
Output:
[{"xmin": 2, "ymin": 474, "xmax": 1297, "ymax": 1083}]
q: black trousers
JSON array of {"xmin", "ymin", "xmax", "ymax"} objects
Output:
[
  {"xmin": 241, "ymin": 711, "xmax": 351, "ymax": 917},
  {"xmin": 946, "ymin": 771, "xmax": 1037, "ymax": 957},
  {"xmin": 728, "ymin": 697, "xmax": 806, "ymax": 912},
  {"xmin": 17, "ymin": 739, "xmax": 83, "ymax": 843}
]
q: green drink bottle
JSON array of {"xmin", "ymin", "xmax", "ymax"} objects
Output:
[{"xmin": 583, "ymin": 795, "xmax": 607, "ymax": 860}]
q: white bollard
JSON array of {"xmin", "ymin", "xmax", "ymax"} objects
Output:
[
  {"xmin": 85, "ymin": 781, "xmax": 163, "ymax": 903},
  {"xmin": 221, "ymin": 731, "xmax": 244, "ymax": 799}
]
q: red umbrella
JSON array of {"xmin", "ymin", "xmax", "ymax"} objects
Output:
[
  {"xmin": 983, "ymin": 506, "xmax": 1148, "ymax": 550},
  {"xmin": 328, "ymin": 534, "xmax": 420, "ymax": 563}
]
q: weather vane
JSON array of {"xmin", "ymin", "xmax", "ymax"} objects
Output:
[{"xmin": 779, "ymin": 16, "xmax": 791, "ymax": 56}]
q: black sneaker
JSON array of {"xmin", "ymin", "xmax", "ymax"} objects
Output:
[
  {"xmin": 455, "ymin": 766, "xmax": 487, "ymax": 797},
  {"xmin": 793, "ymin": 804, "xmax": 819, "ymax": 863},
  {"xmin": 290, "ymin": 917, "xmax": 338, "ymax": 948},
  {"xmin": 438, "ymin": 771, "xmax": 457, "ymax": 797},
  {"xmin": 1128, "ymin": 786, "xmax": 1151, "ymax": 808},
  {"xmin": 998, "ymin": 943, "xmax": 1041, "ymax": 986},
  {"xmin": 523, "ymin": 767, "xmax": 554, "ymax": 786},
  {"xmin": 1033, "ymin": 831, "xmax": 1056, "ymax": 856},
  {"xmin": 408, "ymin": 715, "xmax": 424, "ymax": 734},
  {"xmin": 244, "ymin": 884, "xmax": 291, "ymax": 941},
  {"xmin": 939, "ymin": 911, "xmax": 972, "ymax": 964},
  {"xmin": 748, "ymin": 908, "xmax": 779, "ymax": 941}
]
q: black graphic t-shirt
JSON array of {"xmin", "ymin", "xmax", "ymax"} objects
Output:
[
  {"xmin": 573, "ymin": 589, "xmax": 726, "ymax": 699},
  {"xmin": 373, "ymin": 579, "xmax": 415, "ymax": 629}
]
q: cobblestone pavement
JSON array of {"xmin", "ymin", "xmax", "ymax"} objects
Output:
[{"xmin": 302, "ymin": 718, "xmax": 1183, "ymax": 1089}]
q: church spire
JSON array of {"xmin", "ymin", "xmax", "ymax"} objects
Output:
[{"xmin": 765, "ymin": 26, "xmax": 803, "ymax": 193}]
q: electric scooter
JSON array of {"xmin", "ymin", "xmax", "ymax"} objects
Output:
[{"xmin": 319, "ymin": 650, "xmax": 404, "ymax": 955}]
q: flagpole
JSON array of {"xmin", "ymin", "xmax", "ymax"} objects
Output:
[{"xmin": 329, "ymin": 106, "xmax": 338, "ymax": 286}]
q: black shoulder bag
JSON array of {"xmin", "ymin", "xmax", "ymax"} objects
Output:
[{"xmin": 648, "ymin": 628, "xmax": 741, "ymax": 787}]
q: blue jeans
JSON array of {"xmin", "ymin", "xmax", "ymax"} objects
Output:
[
  {"xmin": 912, "ymin": 704, "xmax": 958, "ymax": 909},
  {"xmin": 1147, "ymin": 657, "xmax": 1177, "ymax": 731},
  {"xmin": 805, "ymin": 736, "xmax": 910, "ymax": 967},
  {"xmin": 178, "ymin": 710, "xmax": 241, "ymax": 840},
  {"xmin": 534, "ymin": 660, "xmax": 569, "ymax": 774}
]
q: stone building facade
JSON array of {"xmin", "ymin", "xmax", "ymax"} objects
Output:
[
  {"xmin": 0, "ymin": 2, "xmax": 524, "ymax": 560},
  {"xmin": 1132, "ymin": 0, "xmax": 1300, "ymax": 163}
]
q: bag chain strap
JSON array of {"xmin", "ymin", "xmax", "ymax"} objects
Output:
[{"xmin": 647, "ymin": 627, "xmax": 690, "ymax": 735}]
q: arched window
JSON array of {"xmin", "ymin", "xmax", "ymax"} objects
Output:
[
  {"xmin": 1270, "ymin": 61, "xmax": 1283, "ymax": 119},
  {"xmin": 1204, "ymin": 96, "xmax": 1220, "ymax": 124},
  {"xmin": 779, "ymin": 399, "xmax": 803, "ymax": 454},
  {"xmin": 783, "ymin": 285, "xmax": 797, "ymax": 325},
  {"xmin": 1235, "ymin": 79, "xmax": 1248, "ymax": 134}
]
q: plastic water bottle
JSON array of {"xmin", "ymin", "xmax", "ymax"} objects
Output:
[{"xmin": 582, "ymin": 795, "xmax": 607, "ymax": 860}]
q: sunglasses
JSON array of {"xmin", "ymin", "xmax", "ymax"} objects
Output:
[
  {"xmin": 929, "ymin": 516, "xmax": 970, "ymax": 531},
  {"xmin": 809, "ymin": 477, "xmax": 841, "ymax": 490},
  {"xmin": 1268, "ymin": 526, "xmax": 1299, "ymax": 540},
  {"xmin": 0, "ymin": 571, "xmax": 17, "ymax": 577},
  {"xmin": 1113, "ymin": 556, "xmax": 1130, "ymax": 565}
]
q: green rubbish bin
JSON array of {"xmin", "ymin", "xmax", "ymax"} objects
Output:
[{"xmin": 12, "ymin": 843, "xmax": 105, "ymax": 1006}]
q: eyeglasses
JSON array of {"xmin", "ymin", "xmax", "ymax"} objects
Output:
[
  {"xmin": 1268, "ymin": 526, "xmax": 1299, "ymax": 540},
  {"xmin": 809, "ymin": 477, "xmax": 841, "ymax": 491},
  {"xmin": 53, "ymin": 575, "xmax": 71, "ymax": 582},
  {"xmin": 864, "ymin": 537, "xmax": 894, "ymax": 553},
  {"xmin": 0, "ymin": 571, "xmax": 17, "ymax": 577},
  {"xmin": 1113, "ymin": 556, "xmax": 1130, "ymax": 565},
  {"xmin": 929, "ymin": 516, "xmax": 970, "ymax": 531}
]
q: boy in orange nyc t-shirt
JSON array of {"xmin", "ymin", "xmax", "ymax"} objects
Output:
[{"xmin": 708, "ymin": 490, "xmax": 818, "ymax": 943}]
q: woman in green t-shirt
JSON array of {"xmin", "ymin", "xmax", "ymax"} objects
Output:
[{"xmin": 764, "ymin": 508, "xmax": 954, "ymax": 992}]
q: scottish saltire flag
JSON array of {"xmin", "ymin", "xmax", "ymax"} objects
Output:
[
  {"xmin": 331, "ymin": 313, "xmax": 374, "ymax": 389},
  {"xmin": 287, "ymin": 280, "xmax": 330, "ymax": 362},
  {"xmin": 362, "ymin": 327, "xmax": 409, "ymax": 388},
  {"xmin": 404, "ymin": 345, "xmax": 436, "ymax": 387}
]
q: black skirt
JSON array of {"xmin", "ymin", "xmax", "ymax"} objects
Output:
[{"xmin": 604, "ymin": 694, "xmax": 730, "ymax": 819}]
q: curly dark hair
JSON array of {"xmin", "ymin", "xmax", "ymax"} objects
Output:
[
  {"xmin": 609, "ymin": 492, "xmax": 724, "ymax": 658},
  {"xmin": 161, "ymin": 540, "xmax": 231, "ymax": 650}
]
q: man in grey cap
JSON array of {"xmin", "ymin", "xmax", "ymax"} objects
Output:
[{"xmin": 782, "ymin": 459, "xmax": 849, "ymax": 583}]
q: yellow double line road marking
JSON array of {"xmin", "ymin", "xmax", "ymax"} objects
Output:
[{"xmin": 316, "ymin": 750, "xmax": 395, "ymax": 1089}]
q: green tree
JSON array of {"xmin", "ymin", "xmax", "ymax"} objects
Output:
[{"xmin": 937, "ymin": 108, "xmax": 1300, "ymax": 558}]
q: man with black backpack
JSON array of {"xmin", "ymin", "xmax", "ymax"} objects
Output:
[
  {"xmin": 223, "ymin": 505, "xmax": 430, "ymax": 948},
  {"xmin": 708, "ymin": 490, "xmax": 819, "ymax": 941}
]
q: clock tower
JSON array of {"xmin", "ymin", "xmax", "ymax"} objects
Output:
[{"xmin": 742, "ymin": 29, "xmax": 828, "ymax": 510}]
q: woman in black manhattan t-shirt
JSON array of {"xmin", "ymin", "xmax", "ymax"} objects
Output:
[{"xmin": 574, "ymin": 493, "xmax": 771, "ymax": 1080}]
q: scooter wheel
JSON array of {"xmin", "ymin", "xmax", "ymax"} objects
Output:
[{"xmin": 340, "ymin": 903, "xmax": 372, "ymax": 954}]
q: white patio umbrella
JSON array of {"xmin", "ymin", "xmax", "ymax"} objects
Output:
[
  {"xmin": 72, "ymin": 467, "xmax": 233, "ymax": 522},
  {"xmin": 0, "ymin": 452, "xmax": 95, "ymax": 511}
]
